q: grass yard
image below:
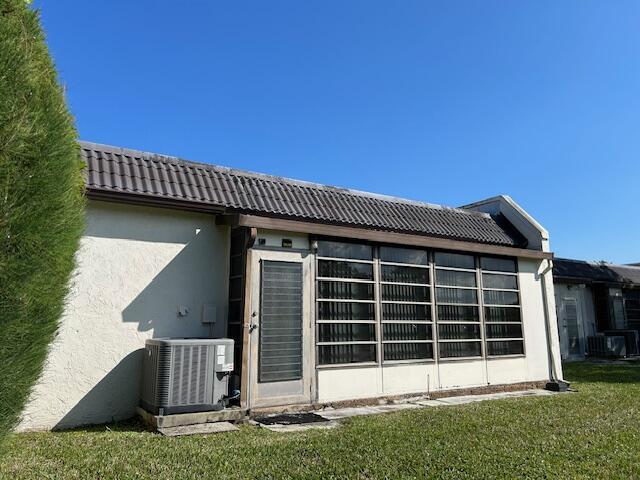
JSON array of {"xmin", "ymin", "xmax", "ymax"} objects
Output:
[{"xmin": 1, "ymin": 362, "xmax": 639, "ymax": 479}]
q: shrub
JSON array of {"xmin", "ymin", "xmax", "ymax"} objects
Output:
[{"xmin": 0, "ymin": 0, "xmax": 84, "ymax": 447}]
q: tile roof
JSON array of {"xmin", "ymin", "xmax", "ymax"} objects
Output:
[
  {"xmin": 81, "ymin": 141, "xmax": 527, "ymax": 248},
  {"xmin": 553, "ymin": 258, "xmax": 640, "ymax": 286}
]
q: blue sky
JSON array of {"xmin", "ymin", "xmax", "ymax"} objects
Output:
[{"xmin": 36, "ymin": 1, "xmax": 640, "ymax": 263}]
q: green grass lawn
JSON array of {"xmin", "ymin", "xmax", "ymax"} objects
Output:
[{"xmin": 1, "ymin": 362, "xmax": 639, "ymax": 479}]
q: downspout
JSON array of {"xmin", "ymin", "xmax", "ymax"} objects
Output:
[{"xmin": 540, "ymin": 258, "xmax": 570, "ymax": 391}]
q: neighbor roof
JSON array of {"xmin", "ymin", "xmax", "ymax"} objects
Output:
[
  {"xmin": 81, "ymin": 141, "xmax": 527, "ymax": 248},
  {"xmin": 553, "ymin": 258, "xmax": 640, "ymax": 286}
]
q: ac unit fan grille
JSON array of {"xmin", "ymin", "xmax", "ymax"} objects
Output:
[{"xmin": 170, "ymin": 345, "xmax": 209, "ymax": 405}]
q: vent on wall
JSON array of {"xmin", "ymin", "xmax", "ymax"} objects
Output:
[
  {"xmin": 259, "ymin": 261, "xmax": 303, "ymax": 383},
  {"xmin": 170, "ymin": 344, "xmax": 209, "ymax": 405},
  {"xmin": 587, "ymin": 335, "xmax": 626, "ymax": 358}
]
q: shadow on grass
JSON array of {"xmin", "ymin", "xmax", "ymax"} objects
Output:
[
  {"xmin": 563, "ymin": 361, "xmax": 640, "ymax": 384},
  {"xmin": 53, "ymin": 417, "xmax": 152, "ymax": 434}
]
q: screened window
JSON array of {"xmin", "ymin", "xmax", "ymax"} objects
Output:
[
  {"xmin": 481, "ymin": 256, "xmax": 524, "ymax": 356},
  {"xmin": 380, "ymin": 246, "xmax": 429, "ymax": 265},
  {"xmin": 481, "ymin": 256, "xmax": 517, "ymax": 273},
  {"xmin": 434, "ymin": 252, "xmax": 475, "ymax": 270},
  {"xmin": 317, "ymin": 240, "xmax": 373, "ymax": 260},
  {"xmin": 380, "ymin": 246, "xmax": 433, "ymax": 362},
  {"xmin": 318, "ymin": 260, "xmax": 373, "ymax": 280},
  {"xmin": 623, "ymin": 289, "xmax": 640, "ymax": 331},
  {"xmin": 316, "ymin": 241, "xmax": 376, "ymax": 365},
  {"xmin": 434, "ymin": 252, "xmax": 481, "ymax": 359},
  {"xmin": 315, "ymin": 242, "xmax": 525, "ymax": 366}
]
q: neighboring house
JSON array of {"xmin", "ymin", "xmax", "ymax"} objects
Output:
[
  {"xmin": 553, "ymin": 258, "xmax": 640, "ymax": 360},
  {"xmin": 18, "ymin": 141, "xmax": 563, "ymax": 431}
]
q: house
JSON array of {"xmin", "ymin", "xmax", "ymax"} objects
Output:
[
  {"xmin": 18, "ymin": 141, "xmax": 563, "ymax": 431},
  {"xmin": 553, "ymin": 258, "xmax": 640, "ymax": 360}
]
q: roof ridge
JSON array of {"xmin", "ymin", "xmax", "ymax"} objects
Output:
[
  {"xmin": 79, "ymin": 140, "xmax": 490, "ymax": 219},
  {"xmin": 556, "ymin": 257, "xmax": 640, "ymax": 270}
]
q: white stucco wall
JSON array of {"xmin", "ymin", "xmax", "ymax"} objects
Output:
[
  {"xmin": 519, "ymin": 258, "xmax": 558, "ymax": 381},
  {"xmin": 18, "ymin": 201, "xmax": 229, "ymax": 431},
  {"xmin": 256, "ymin": 229, "xmax": 310, "ymax": 250}
]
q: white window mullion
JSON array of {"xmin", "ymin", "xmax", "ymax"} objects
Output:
[{"xmin": 374, "ymin": 246, "xmax": 383, "ymax": 366}]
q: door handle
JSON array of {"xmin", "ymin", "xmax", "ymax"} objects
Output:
[{"xmin": 245, "ymin": 311, "xmax": 258, "ymax": 332}]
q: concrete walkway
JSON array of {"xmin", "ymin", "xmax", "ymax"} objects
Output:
[{"xmin": 256, "ymin": 389, "xmax": 559, "ymax": 432}]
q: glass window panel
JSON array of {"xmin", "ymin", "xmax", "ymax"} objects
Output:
[
  {"xmin": 438, "ymin": 341, "xmax": 482, "ymax": 358},
  {"xmin": 318, "ymin": 344, "xmax": 376, "ymax": 365},
  {"xmin": 484, "ymin": 290, "xmax": 519, "ymax": 306},
  {"xmin": 482, "ymin": 273, "xmax": 518, "ymax": 290},
  {"xmin": 434, "ymin": 252, "xmax": 475, "ymax": 269},
  {"xmin": 317, "ymin": 240, "xmax": 373, "ymax": 260},
  {"xmin": 318, "ymin": 260, "xmax": 373, "ymax": 280},
  {"xmin": 380, "ymin": 246, "xmax": 429, "ymax": 265},
  {"xmin": 436, "ymin": 287, "xmax": 477, "ymax": 304},
  {"xmin": 437, "ymin": 305, "xmax": 479, "ymax": 322},
  {"xmin": 436, "ymin": 269, "xmax": 477, "ymax": 287},
  {"xmin": 318, "ymin": 323, "xmax": 376, "ymax": 343},
  {"xmin": 487, "ymin": 340, "xmax": 524, "ymax": 356},
  {"xmin": 384, "ymin": 343, "xmax": 433, "ymax": 361},
  {"xmin": 382, "ymin": 284, "xmax": 430, "ymax": 302},
  {"xmin": 481, "ymin": 256, "xmax": 517, "ymax": 273},
  {"xmin": 381, "ymin": 265, "xmax": 429, "ymax": 284},
  {"xmin": 438, "ymin": 323, "xmax": 481, "ymax": 340},
  {"xmin": 317, "ymin": 302, "xmax": 375, "ymax": 321},
  {"xmin": 383, "ymin": 323, "xmax": 432, "ymax": 341},
  {"xmin": 484, "ymin": 306, "xmax": 521, "ymax": 323},
  {"xmin": 626, "ymin": 298, "xmax": 640, "ymax": 310},
  {"xmin": 382, "ymin": 303, "xmax": 431, "ymax": 321},
  {"xmin": 486, "ymin": 323, "xmax": 523, "ymax": 339},
  {"xmin": 317, "ymin": 281, "xmax": 374, "ymax": 300}
]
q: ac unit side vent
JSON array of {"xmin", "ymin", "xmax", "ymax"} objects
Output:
[{"xmin": 587, "ymin": 335, "xmax": 626, "ymax": 358}]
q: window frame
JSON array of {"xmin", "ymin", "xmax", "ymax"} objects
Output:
[
  {"xmin": 480, "ymin": 258, "xmax": 526, "ymax": 358},
  {"xmin": 314, "ymin": 240, "xmax": 526, "ymax": 368},
  {"xmin": 315, "ymin": 254, "xmax": 378, "ymax": 367},
  {"xmin": 379, "ymin": 251, "xmax": 435, "ymax": 365},
  {"xmin": 433, "ymin": 253, "xmax": 485, "ymax": 361}
]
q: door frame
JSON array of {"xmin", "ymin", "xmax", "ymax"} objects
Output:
[{"xmin": 245, "ymin": 248, "xmax": 315, "ymax": 409}]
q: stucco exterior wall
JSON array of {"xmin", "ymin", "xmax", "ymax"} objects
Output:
[
  {"xmin": 256, "ymin": 229, "xmax": 310, "ymax": 250},
  {"xmin": 18, "ymin": 201, "xmax": 229, "ymax": 431}
]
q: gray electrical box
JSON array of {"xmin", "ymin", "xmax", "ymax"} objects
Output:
[{"xmin": 141, "ymin": 338, "xmax": 234, "ymax": 415}]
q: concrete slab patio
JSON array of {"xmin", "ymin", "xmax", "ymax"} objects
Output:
[{"xmin": 254, "ymin": 389, "xmax": 561, "ymax": 432}]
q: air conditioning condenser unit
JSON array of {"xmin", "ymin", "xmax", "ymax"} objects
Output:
[{"xmin": 141, "ymin": 338, "xmax": 234, "ymax": 415}]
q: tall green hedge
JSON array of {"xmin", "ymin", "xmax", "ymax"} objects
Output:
[{"xmin": 0, "ymin": 0, "xmax": 84, "ymax": 444}]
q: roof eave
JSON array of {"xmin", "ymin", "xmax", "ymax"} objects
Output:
[
  {"xmin": 220, "ymin": 213, "xmax": 553, "ymax": 260},
  {"xmin": 86, "ymin": 188, "xmax": 227, "ymax": 215}
]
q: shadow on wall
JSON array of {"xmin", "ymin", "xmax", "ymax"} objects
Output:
[
  {"xmin": 82, "ymin": 202, "xmax": 227, "ymax": 337},
  {"xmin": 120, "ymin": 223, "xmax": 225, "ymax": 337},
  {"xmin": 51, "ymin": 203, "xmax": 229, "ymax": 429},
  {"xmin": 54, "ymin": 349, "xmax": 144, "ymax": 430},
  {"xmin": 84, "ymin": 202, "xmax": 200, "ymax": 244}
]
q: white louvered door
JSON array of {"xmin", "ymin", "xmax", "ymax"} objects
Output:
[{"xmin": 247, "ymin": 249, "xmax": 313, "ymax": 408}]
